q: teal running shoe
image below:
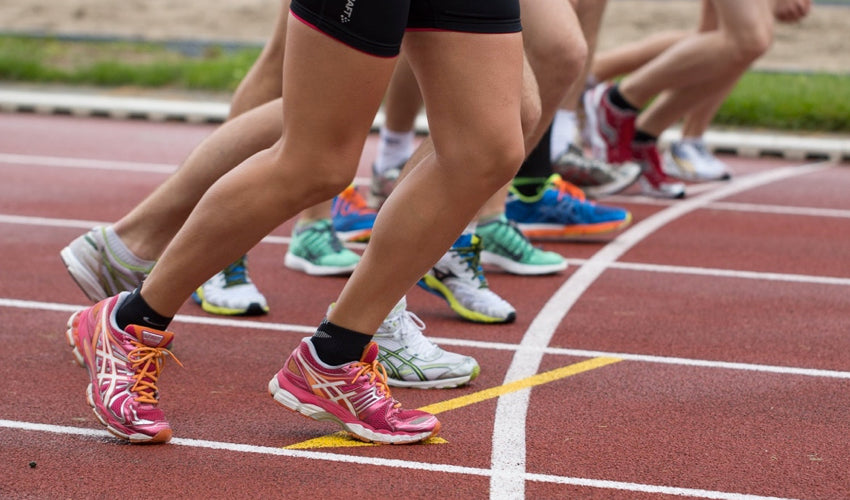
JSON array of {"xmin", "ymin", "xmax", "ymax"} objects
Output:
[
  {"xmin": 284, "ymin": 219, "xmax": 360, "ymax": 276},
  {"xmin": 476, "ymin": 215, "xmax": 567, "ymax": 275}
]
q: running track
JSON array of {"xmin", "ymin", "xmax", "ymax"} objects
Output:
[{"xmin": 1, "ymin": 112, "xmax": 849, "ymax": 499}]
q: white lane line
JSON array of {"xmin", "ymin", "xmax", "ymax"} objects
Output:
[
  {"xmin": 0, "ymin": 153, "xmax": 177, "ymax": 173},
  {"xmin": 3, "ymin": 296, "xmax": 848, "ymax": 379},
  {"xmin": 708, "ymin": 201, "xmax": 850, "ymax": 219},
  {"xmin": 0, "ymin": 298, "xmax": 314, "ymax": 333},
  {"xmin": 564, "ymin": 259, "xmax": 850, "ymax": 286},
  {"xmin": 488, "ymin": 162, "xmax": 832, "ymax": 498},
  {"xmin": 0, "ymin": 152, "xmax": 373, "ymax": 185},
  {"xmin": 4, "ymin": 152, "xmax": 846, "ymax": 219},
  {"xmin": 0, "ymin": 419, "xmax": 801, "ymax": 500}
]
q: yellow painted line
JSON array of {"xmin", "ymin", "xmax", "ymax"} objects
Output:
[
  {"xmin": 420, "ymin": 356, "xmax": 622, "ymax": 415},
  {"xmin": 284, "ymin": 356, "xmax": 622, "ymax": 449}
]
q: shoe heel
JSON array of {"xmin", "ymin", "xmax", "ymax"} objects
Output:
[{"xmin": 65, "ymin": 311, "xmax": 85, "ymax": 367}]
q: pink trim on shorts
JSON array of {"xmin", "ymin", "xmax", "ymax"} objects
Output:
[{"xmin": 289, "ymin": 10, "xmax": 399, "ymax": 59}]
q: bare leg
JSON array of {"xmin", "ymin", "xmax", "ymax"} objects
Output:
[
  {"xmin": 621, "ymin": 0, "xmax": 774, "ymax": 109},
  {"xmin": 141, "ymin": 18, "xmax": 399, "ymax": 317},
  {"xmin": 591, "ymin": 30, "xmax": 687, "ymax": 83},
  {"xmin": 329, "ymin": 30, "xmax": 525, "ymax": 334},
  {"xmin": 113, "ymin": 99, "xmax": 283, "ymax": 261}
]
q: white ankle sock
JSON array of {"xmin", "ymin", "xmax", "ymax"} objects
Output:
[
  {"xmin": 550, "ymin": 110, "xmax": 578, "ymax": 161},
  {"xmin": 374, "ymin": 127, "xmax": 414, "ymax": 174}
]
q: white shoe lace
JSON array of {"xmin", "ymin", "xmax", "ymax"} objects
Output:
[{"xmin": 377, "ymin": 303, "xmax": 443, "ymax": 361}]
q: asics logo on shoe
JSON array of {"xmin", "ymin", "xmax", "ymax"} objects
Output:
[{"xmin": 301, "ymin": 361, "xmax": 382, "ymax": 416}]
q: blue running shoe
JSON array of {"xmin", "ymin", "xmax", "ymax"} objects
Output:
[
  {"xmin": 506, "ymin": 174, "xmax": 632, "ymax": 239},
  {"xmin": 331, "ymin": 185, "xmax": 377, "ymax": 242}
]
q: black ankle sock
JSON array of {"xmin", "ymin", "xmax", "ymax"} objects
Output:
[
  {"xmin": 310, "ymin": 319, "xmax": 372, "ymax": 366},
  {"xmin": 608, "ymin": 84, "xmax": 638, "ymax": 112},
  {"xmin": 115, "ymin": 288, "xmax": 173, "ymax": 331},
  {"xmin": 632, "ymin": 129, "xmax": 658, "ymax": 146}
]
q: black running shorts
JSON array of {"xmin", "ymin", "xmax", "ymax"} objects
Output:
[{"xmin": 290, "ymin": 0, "xmax": 522, "ymax": 58}]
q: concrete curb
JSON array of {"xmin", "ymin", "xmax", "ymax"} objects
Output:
[{"xmin": 1, "ymin": 87, "xmax": 848, "ymax": 163}]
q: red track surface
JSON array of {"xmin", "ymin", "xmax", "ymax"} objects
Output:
[{"xmin": 1, "ymin": 113, "xmax": 849, "ymax": 499}]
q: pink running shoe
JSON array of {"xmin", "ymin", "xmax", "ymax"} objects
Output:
[
  {"xmin": 268, "ymin": 338, "xmax": 441, "ymax": 444},
  {"xmin": 65, "ymin": 293, "xmax": 181, "ymax": 443}
]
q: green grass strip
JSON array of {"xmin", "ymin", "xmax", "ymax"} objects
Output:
[{"xmin": 1, "ymin": 35, "xmax": 849, "ymax": 133}]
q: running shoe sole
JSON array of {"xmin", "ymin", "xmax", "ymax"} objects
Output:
[
  {"xmin": 268, "ymin": 375, "xmax": 440, "ymax": 444},
  {"xmin": 284, "ymin": 253, "xmax": 357, "ymax": 276},
  {"xmin": 418, "ymin": 275, "xmax": 516, "ymax": 324},
  {"xmin": 479, "ymin": 250, "xmax": 567, "ymax": 275}
]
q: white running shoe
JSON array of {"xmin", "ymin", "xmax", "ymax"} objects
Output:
[
  {"xmin": 418, "ymin": 234, "xmax": 516, "ymax": 323},
  {"xmin": 192, "ymin": 256, "xmax": 269, "ymax": 316},
  {"xmin": 663, "ymin": 140, "xmax": 731, "ymax": 182},
  {"xmin": 374, "ymin": 296, "xmax": 480, "ymax": 389},
  {"xmin": 60, "ymin": 226, "xmax": 152, "ymax": 302}
]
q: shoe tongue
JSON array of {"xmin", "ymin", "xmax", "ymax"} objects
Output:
[
  {"xmin": 125, "ymin": 325, "xmax": 174, "ymax": 348},
  {"xmin": 360, "ymin": 342, "xmax": 380, "ymax": 363}
]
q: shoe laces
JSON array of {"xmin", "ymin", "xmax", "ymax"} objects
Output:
[
  {"xmin": 300, "ymin": 220, "xmax": 345, "ymax": 254},
  {"xmin": 448, "ymin": 236, "xmax": 488, "ymax": 288},
  {"xmin": 396, "ymin": 309, "xmax": 442, "ymax": 359},
  {"xmin": 548, "ymin": 174, "xmax": 589, "ymax": 203},
  {"xmin": 127, "ymin": 341, "xmax": 182, "ymax": 404},
  {"xmin": 335, "ymin": 185, "xmax": 376, "ymax": 216},
  {"xmin": 487, "ymin": 218, "xmax": 534, "ymax": 259},
  {"xmin": 221, "ymin": 257, "xmax": 250, "ymax": 287},
  {"xmin": 350, "ymin": 357, "xmax": 396, "ymax": 406}
]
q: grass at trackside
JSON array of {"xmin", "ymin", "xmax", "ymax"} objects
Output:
[
  {"xmin": 717, "ymin": 71, "xmax": 850, "ymax": 133},
  {"xmin": 0, "ymin": 36, "xmax": 260, "ymax": 92},
  {"xmin": 0, "ymin": 34, "xmax": 849, "ymax": 133}
]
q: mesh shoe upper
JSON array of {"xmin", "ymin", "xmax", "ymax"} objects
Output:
[
  {"xmin": 192, "ymin": 256, "xmax": 269, "ymax": 316},
  {"xmin": 554, "ymin": 144, "xmax": 642, "ymax": 198},
  {"xmin": 65, "ymin": 292, "xmax": 181, "ymax": 443},
  {"xmin": 374, "ymin": 296, "xmax": 480, "ymax": 389},
  {"xmin": 506, "ymin": 174, "xmax": 632, "ymax": 238},
  {"xmin": 418, "ymin": 234, "xmax": 516, "ymax": 324},
  {"xmin": 268, "ymin": 338, "xmax": 440, "ymax": 444},
  {"xmin": 60, "ymin": 226, "xmax": 151, "ymax": 302},
  {"xmin": 476, "ymin": 215, "xmax": 567, "ymax": 275},
  {"xmin": 331, "ymin": 185, "xmax": 377, "ymax": 243},
  {"xmin": 663, "ymin": 140, "xmax": 731, "ymax": 182},
  {"xmin": 284, "ymin": 218, "xmax": 360, "ymax": 276}
]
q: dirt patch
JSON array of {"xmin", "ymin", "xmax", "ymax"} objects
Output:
[{"xmin": 0, "ymin": 0, "xmax": 847, "ymax": 73}]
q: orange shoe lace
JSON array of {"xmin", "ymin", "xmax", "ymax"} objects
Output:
[
  {"xmin": 128, "ymin": 343, "xmax": 183, "ymax": 404},
  {"xmin": 550, "ymin": 174, "xmax": 590, "ymax": 203},
  {"xmin": 340, "ymin": 185, "xmax": 377, "ymax": 214},
  {"xmin": 351, "ymin": 357, "xmax": 398, "ymax": 408}
]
